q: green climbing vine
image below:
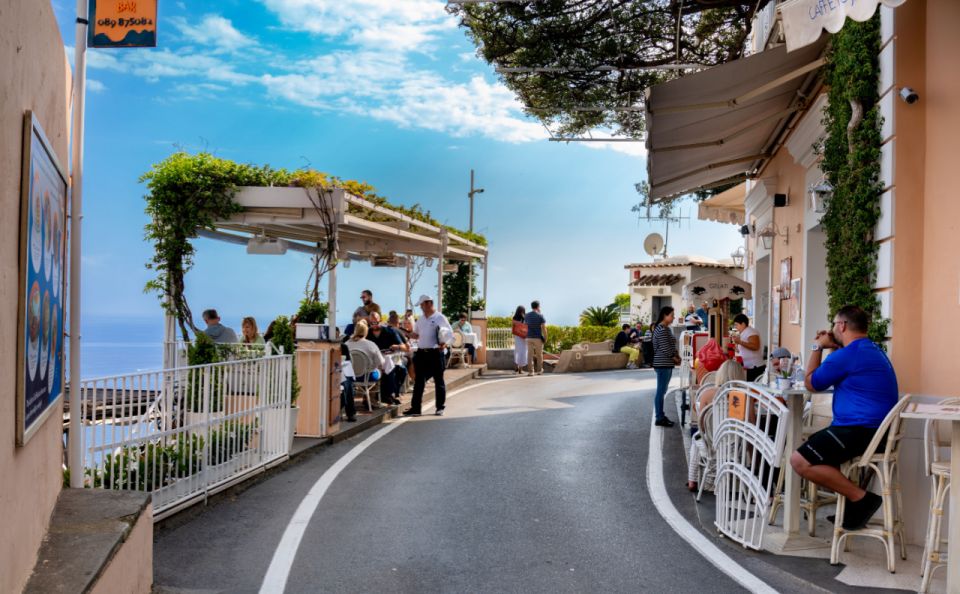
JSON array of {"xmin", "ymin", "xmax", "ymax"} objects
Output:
[{"xmin": 819, "ymin": 15, "xmax": 889, "ymax": 344}]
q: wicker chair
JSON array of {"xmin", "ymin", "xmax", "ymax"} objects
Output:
[
  {"xmin": 919, "ymin": 398, "xmax": 958, "ymax": 592},
  {"xmin": 347, "ymin": 348, "xmax": 380, "ymax": 412},
  {"xmin": 693, "ymin": 401, "xmax": 717, "ymax": 501},
  {"xmin": 830, "ymin": 395, "xmax": 912, "ymax": 572},
  {"xmin": 448, "ymin": 331, "xmax": 469, "ymax": 368}
]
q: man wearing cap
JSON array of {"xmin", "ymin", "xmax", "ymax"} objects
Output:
[{"xmin": 404, "ymin": 295, "xmax": 454, "ymax": 417}]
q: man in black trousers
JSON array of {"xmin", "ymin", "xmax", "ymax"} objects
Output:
[{"xmin": 403, "ymin": 295, "xmax": 454, "ymax": 417}]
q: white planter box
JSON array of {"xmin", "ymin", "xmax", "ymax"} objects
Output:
[
  {"xmin": 296, "ymin": 323, "xmax": 328, "ymax": 340},
  {"xmin": 471, "ymin": 310, "xmax": 486, "ymax": 319}
]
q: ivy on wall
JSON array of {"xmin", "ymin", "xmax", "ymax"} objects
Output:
[{"xmin": 819, "ymin": 15, "xmax": 889, "ymax": 344}]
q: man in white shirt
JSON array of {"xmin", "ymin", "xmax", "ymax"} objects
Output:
[{"xmin": 404, "ymin": 295, "xmax": 454, "ymax": 417}]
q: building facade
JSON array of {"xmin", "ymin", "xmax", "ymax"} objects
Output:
[{"xmin": 624, "ymin": 255, "xmax": 741, "ymax": 325}]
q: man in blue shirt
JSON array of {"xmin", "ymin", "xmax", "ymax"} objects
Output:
[
  {"xmin": 524, "ymin": 301, "xmax": 547, "ymax": 376},
  {"xmin": 789, "ymin": 305, "xmax": 899, "ymax": 531},
  {"xmin": 695, "ymin": 301, "xmax": 710, "ymax": 333}
]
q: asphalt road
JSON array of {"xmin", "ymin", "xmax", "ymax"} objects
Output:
[{"xmin": 153, "ymin": 371, "xmax": 751, "ymax": 593}]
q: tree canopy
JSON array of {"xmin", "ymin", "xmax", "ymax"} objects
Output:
[{"xmin": 449, "ymin": 0, "xmax": 771, "ymax": 139}]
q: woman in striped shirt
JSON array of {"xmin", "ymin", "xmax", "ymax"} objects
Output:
[{"xmin": 652, "ymin": 306, "xmax": 679, "ymax": 427}]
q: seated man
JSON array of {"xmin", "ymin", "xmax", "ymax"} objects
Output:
[
  {"xmin": 683, "ymin": 304, "xmax": 703, "ymax": 332},
  {"xmin": 452, "ymin": 313, "xmax": 476, "ymax": 364},
  {"xmin": 789, "ymin": 305, "xmax": 899, "ymax": 531},
  {"xmin": 200, "ymin": 309, "xmax": 238, "ymax": 344},
  {"xmin": 613, "ymin": 323, "xmax": 640, "ymax": 369},
  {"xmin": 368, "ymin": 312, "xmax": 408, "ymax": 405}
]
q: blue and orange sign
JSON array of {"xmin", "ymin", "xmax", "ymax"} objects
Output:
[{"xmin": 88, "ymin": 0, "xmax": 157, "ymax": 48}]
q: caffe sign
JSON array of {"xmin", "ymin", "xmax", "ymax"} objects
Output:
[{"xmin": 780, "ymin": 0, "xmax": 907, "ymax": 52}]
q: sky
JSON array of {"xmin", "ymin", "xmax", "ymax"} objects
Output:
[{"xmin": 51, "ymin": 0, "xmax": 741, "ymax": 327}]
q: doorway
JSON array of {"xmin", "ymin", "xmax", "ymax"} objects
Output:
[{"xmin": 652, "ymin": 295, "xmax": 672, "ymax": 323}]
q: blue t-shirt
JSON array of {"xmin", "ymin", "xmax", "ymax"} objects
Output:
[
  {"xmin": 524, "ymin": 311, "xmax": 546, "ymax": 340},
  {"xmin": 810, "ymin": 338, "xmax": 899, "ymax": 428}
]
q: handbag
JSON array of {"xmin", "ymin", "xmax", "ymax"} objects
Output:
[{"xmin": 512, "ymin": 320, "xmax": 528, "ymax": 339}]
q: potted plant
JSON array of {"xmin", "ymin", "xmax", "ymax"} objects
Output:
[
  {"xmin": 294, "ymin": 298, "xmax": 329, "ymax": 340},
  {"xmin": 270, "ymin": 316, "xmax": 301, "ymax": 452},
  {"xmin": 470, "ymin": 298, "xmax": 486, "ymax": 319}
]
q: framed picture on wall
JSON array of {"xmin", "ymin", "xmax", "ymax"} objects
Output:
[
  {"xmin": 789, "ymin": 278, "xmax": 802, "ymax": 325},
  {"xmin": 780, "ymin": 257, "xmax": 792, "ymax": 299},
  {"xmin": 17, "ymin": 112, "xmax": 68, "ymax": 446}
]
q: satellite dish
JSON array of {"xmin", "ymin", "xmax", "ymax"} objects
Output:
[{"xmin": 643, "ymin": 233, "xmax": 665, "ymax": 257}]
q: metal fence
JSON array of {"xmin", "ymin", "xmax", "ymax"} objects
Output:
[
  {"xmin": 75, "ymin": 354, "xmax": 292, "ymax": 520},
  {"xmin": 487, "ymin": 327, "xmax": 514, "ymax": 349}
]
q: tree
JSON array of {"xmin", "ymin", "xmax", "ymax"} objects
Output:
[
  {"xmin": 441, "ymin": 261, "xmax": 479, "ymax": 320},
  {"xmin": 580, "ymin": 305, "xmax": 619, "ymax": 327},
  {"xmin": 448, "ymin": 1, "xmax": 771, "ymax": 139},
  {"xmin": 613, "ymin": 293, "xmax": 630, "ymax": 310}
]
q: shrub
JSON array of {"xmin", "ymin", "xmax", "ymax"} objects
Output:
[
  {"xmin": 269, "ymin": 315, "xmax": 299, "ymax": 405},
  {"xmin": 296, "ymin": 299, "xmax": 328, "ymax": 324},
  {"xmin": 487, "ymin": 316, "xmax": 512, "ymax": 328}
]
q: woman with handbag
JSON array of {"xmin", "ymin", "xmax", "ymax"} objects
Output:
[
  {"xmin": 652, "ymin": 306, "xmax": 679, "ymax": 427},
  {"xmin": 511, "ymin": 305, "xmax": 528, "ymax": 374}
]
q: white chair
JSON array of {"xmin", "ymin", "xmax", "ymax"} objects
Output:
[
  {"xmin": 693, "ymin": 401, "xmax": 717, "ymax": 501},
  {"xmin": 448, "ymin": 331, "xmax": 468, "ymax": 368},
  {"xmin": 830, "ymin": 395, "xmax": 911, "ymax": 572},
  {"xmin": 919, "ymin": 397, "xmax": 958, "ymax": 592},
  {"xmin": 347, "ymin": 348, "xmax": 380, "ymax": 412}
]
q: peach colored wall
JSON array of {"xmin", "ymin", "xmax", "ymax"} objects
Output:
[
  {"xmin": 0, "ymin": 2, "xmax": 71, "ymax": 592},
  {"xmin": 758, "ymin": 148, "xmax": 809, "ymax": 355},
  {"xmin": 886, "ymin": 0, "xmax": 926, "ymax": 393},
  {"xmin": 89, "ymin": 506, "xmax": 154, "ymax": 594},
  {"xmin": 918, "ymin": 0, "xmax": 960, "ymax": 395}
]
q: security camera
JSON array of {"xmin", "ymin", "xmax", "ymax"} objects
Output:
[{"xmin": 899, "ymin": 87, "xmax": 919, "ymax": 104}]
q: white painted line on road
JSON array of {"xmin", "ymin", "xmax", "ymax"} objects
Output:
[
  {"xmin": 645, "ymin": 415, "xmax": 779, "ymax": 594},
  {"xmin": 258, "ymin": 377, "xmax": 522, "ymax": 594}
]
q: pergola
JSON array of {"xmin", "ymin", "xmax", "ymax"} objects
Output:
[{"xmin": 195, "ymin": 185, "xmax": 489, "ymax": 335}]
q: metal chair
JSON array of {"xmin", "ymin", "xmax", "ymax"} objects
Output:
[
  {"xmin": 919, "ymin": 397, "xmax": 958, "ymax": 592},
  {"xmin": 694, "ymin": 401, "xmax": 717, "ymax": 501},
  {"xmin": 830, "ymin": 395, "xmax": 911, "ymax": 572},
  {"xmin": 347, "ymin": 348, "xmax": 380, "ymax": 412}
]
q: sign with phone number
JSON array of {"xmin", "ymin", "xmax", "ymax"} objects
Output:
[{"xmin": 88, "ymin": 0, "xmax": 157, "ymax": 48}]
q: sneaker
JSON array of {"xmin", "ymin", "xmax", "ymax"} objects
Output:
[
  {"xmin": 345, "ymin": 416, "xmax": 357, "ymax": 423},
  {"xmin": 842, "ymin": 492, "xmax": 883, "ymax": 530},
  {"xmin": 654, "ymin": 417, "xmax": 676, "ymax": 427},
  {"xmin": 435, "ymin": 408, "xmax": 445, "ymax": 416},
  {"xmin": 402, "ymin": 409, "xmax": 421, "ymax": 417},
  {"xmin": 527, "ymin": 372, "xmax": 534, "ymax": 377}
]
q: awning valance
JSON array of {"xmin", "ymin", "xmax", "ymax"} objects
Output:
[
  {"xmin": 682, "ymin": 273, "xmax": 752, "ymax": 302},
  {"xmin": 780, "ymin": 0, "xmax": 906, "ymax": 52},
  {"xmin": 644, "ymin": 39, "xmax": 827, "ymax": 201},
  {"xmin": 698, "ymin": 182, "xmax": 747, "ymax": 225}
]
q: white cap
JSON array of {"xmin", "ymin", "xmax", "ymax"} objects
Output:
[{"xmin": 416, "ymin": 294, "xmax": 434, "ymax": 306}]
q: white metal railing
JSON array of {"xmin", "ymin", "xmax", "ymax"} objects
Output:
[
  {"xmin": 712, "ymin": 381, "xmax": 790, "ymax": 550},
  {"xmin": 487, "ymin": 327, "xmax": 514, "ymax": 349},
  {"xmin": 163, "ymin": 340, "xmax": 284, "ymax": 369},
  {"xmin": 75, "ymin": 354, "xmax": 292, "ymax": 520}
]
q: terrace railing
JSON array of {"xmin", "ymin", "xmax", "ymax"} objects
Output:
[
  {"xmin": 487, "ymin": 327, "xmax": 515, "ymax": 350},
  {"xmin": 74, "ymin": 354, "xmax": 292, "ymax": 520}
]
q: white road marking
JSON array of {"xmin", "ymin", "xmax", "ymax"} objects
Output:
[
  {"xmin": 258, "ymin": 377, "xmax": 521, "ymax": 594},
  {"xmin": 646, "ymin": 414, "xmax": 779, "ymax": 594}
]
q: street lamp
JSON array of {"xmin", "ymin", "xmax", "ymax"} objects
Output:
[
  {"xmin": 730, "ymin": 246, "xmax": 745, "ymax": 268},
  {"xmin": 467, "ymin": 170, "xmax": 484, "ymax": 316}
]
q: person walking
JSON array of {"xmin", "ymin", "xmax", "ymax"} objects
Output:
[
  {"xmin": 652, "ymin": 306, "xmax": 679, "ymax": 427},
  {"xmin": 524, "ymin": 300, "xmax": 547, "ymax": 376},
  {"xmin": 511, "ymin": 305, "xmax": 528, "ymax": 374},
  {"xmin": 403, "ymin": 295, "xmax": 453, "ymax": 417}
]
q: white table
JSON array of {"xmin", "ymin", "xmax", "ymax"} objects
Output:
[
  {"xmin": 769, "ymin": 385, "xmax": 809, "ymax": 535},
  {"xmin": 901, "ymin": 400, "xmax": 960, "ymax": 591}
]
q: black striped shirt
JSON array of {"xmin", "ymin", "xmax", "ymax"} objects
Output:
[{"xmin": 652, "ymin": 324, "xmax": 677, "ymax": 368}]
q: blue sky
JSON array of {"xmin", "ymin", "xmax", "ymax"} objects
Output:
[{"xmin": 52, "ymin": 0, "xmax": 740, "ymax": 327}]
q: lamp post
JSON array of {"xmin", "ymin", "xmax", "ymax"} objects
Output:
[{"xmin": 467, "ymin": 170, "xmax": 484, "ymax": 317}]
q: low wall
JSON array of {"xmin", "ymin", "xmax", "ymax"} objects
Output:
[
  {"xmin": 90, "ymin": 505, "xmax": 153, "ymax": 594},
  {"xmin": 486, "ymin": 349, "xmax": 517, "ymax": 370}
]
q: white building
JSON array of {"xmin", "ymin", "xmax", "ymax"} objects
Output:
[{"xmin": 625, "ymin": 255, "xmax": 743, "ymax": 324}]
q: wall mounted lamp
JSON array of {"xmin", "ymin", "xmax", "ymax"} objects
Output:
[
  {"xmin": 809, "ymin": 180, "xmax": 833, "ymax": 214},
  {"xmin": 730, "ymin": 246, "xmax": 746, "ymax": 268},
  {"xmin": 758, "ymin": 223, "xmax": 789, "ymax": 250}
]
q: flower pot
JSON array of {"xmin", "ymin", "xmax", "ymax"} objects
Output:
[
  {"xmin": 471, "ymin": 310, "xmax": 486, "ymax": 320},
  {"xmin": 287, "ymin": 406, "xmax": 300, "ymax": 454},
  {"xmin": 296, "ymin": 323, "xmax": 328, "ymax": 341}
]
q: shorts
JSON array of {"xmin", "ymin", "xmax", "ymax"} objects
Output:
[{"xmin": 797, "ymin": 425, "xmax": 881, "ymax": 467}]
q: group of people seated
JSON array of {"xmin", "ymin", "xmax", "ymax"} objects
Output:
[
  {"xmin": 198, "ymin": 309, "xmax": 268, "ymax": 345},
  {"xmin": 684, "ymin": 304, "xmax": 900, "ymax": 534},
  {"xmin": 613, "ymin": 322, "xmax": 653, "ymax": 369}
]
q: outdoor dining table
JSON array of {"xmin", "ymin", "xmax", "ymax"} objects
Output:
[
  {"xmin": 758, "ymin": 382, "xmax": 809, "ymax": 535},
  {"xmin": 900, "ymin": 399, "xmax": 960, "ymax": 590}
]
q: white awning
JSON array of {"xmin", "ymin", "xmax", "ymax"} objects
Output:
[
  {"xmin": 644, "ymin": 39, "xmax": 827, "ymax": 201},
  {"xmin": 780, "ymin": 0, "xmax": 906, "ymax": 52},
  {"xmin": 698, "ymin": 182, "xmax": 747, "ymax": 225},
  {"xmin": 682, "ymin": 273, "xmax": 752, "ymax": 302}
]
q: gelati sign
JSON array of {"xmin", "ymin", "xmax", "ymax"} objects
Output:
[
  {"xmin": 780, "ymin": 0, "xmax": 906, "ymax": 51},
  {"xmin": 88, "ymin": 0, "xmax": 157, "ymax": 48}
]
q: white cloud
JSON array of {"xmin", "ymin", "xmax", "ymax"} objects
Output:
[
  {"xmin": 87, "ymin": 79, "xmax": 107, "ymax": 93},
  {"xmin": 171, "ymin": 14, "xmax": 256, "ymax": 52},
  {"xmin": 584, "ymin": 140, "xmax": 648, "ymax": 158},
  {"xmin": 261, "ymin": 0, "xmax": 452, "ymax": 50}
]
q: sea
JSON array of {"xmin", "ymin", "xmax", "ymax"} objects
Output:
[{"xmin": 81, "ymin": 315, "xmax": 166, "ymax": 379}]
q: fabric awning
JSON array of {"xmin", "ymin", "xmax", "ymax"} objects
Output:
[
  {"xmin": 644, "ymin": 38, "xmax": 827, "ymax": 201},
  {"xmin": 780, "ymin": 0, "xmax": 906, "ymax": 52},
  {"xmin": 698, "ymin": 182, "xmax": 747, "ymax": 225},
  {"xmin": 682, "ymin": 273, "xmax": 752, "ymax": 302}
]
